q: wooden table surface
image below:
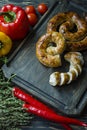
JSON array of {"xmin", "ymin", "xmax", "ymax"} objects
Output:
[
  {"xmin": 19, "ymin": 0, "xmax": 87, "ymax": 129},
  {"xmin": 1, "ymin": 0, "xmax": 87, "ymax": 130},
  {"xmin": 21, "ymin": 108, "xmax": 87, "ymax": 130},
  {"xmin": 21, "ymin": 115, "xmax": 87, "ymax": 130}
]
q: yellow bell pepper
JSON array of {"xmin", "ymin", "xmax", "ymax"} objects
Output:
[{"xmin": 0, "ymin": 32, "xmax": 12, "ymax": 57}]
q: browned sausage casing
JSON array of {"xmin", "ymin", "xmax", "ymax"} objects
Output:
[{"xmin": 47, "ymin": 12, "xmax": 87, "ymax": 51}]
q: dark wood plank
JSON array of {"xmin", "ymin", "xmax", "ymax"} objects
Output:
[
  {"xmin": 0, "ymin": 0, "xmax": 87, "ymax": 129},
  {"xmin": 2, "ymin": 0, "xmax": 87, "ymax": 115},
  {"xmin": 20, "ymin": 116, "xmax": 87, "ymax": 130}
]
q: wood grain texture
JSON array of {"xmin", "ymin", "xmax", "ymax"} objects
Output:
[
  {"xmin": 2, "ymin": 0, "xmax": 87, "ymax": 115},
  {"xmin": 20, "ymin": 116, "xmax": 87, "ymax": 130},
  {"xmin": 1, "ymin": 0, "xmax": 87, "ymax": 129},
  {"xmin": 0, "ymin": 0, "xmax": 51, "ymax": 8}
]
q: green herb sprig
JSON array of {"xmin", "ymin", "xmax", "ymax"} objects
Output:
[{"xmin": 0, "ymin": 57, "xmax": 33, "ymax": 130}]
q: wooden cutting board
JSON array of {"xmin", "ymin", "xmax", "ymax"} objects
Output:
[{"xmin": 2, "ymin": 0, "xmax": 87, "ymax": 115}]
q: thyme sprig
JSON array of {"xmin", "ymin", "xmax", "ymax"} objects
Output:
[{"xmin": 0, "ymin": 61, "xmax": 33, "ymax": 130}]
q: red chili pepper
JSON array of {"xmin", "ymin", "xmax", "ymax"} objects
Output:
[
  {"xmin": 23, "ymin": 103, "xmax": 87, "ymax": 127},
  {"xmin": 13, "ymin": 87, "xmax": 87, "ymax": 129},
  {"xmin": 13, "ymin": 87, "xmax": 54, "ymax": 112},
  {"xmin": 13, "ymin": 87, "xmax": 72, "ymax": 130},
  {"xmin": 23, "ymin": 104, "xmax": 73, "ymax": 130},
  {"xmin": 0, "ymin": 4, "xmax": 30, "ymax": 40}
]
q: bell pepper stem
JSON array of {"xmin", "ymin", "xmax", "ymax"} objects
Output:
[{"xmin": 0, "ymin": 11, "xmax": 16, "ymax": 22}]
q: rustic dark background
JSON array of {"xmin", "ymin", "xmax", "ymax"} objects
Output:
[{"xmin": 1, "ymin": 0, "xmax": 87, "ymax": 130}]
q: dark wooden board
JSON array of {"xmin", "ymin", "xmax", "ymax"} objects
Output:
[
  {"xmin": 21, "ymin": 116, "xmax": 87, "ymax": 130},
  {"xmin": 2, "ymin": 0, "xmax": 87, "ymax": 115}
]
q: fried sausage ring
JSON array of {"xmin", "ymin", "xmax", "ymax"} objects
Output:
[
  {"xmin": 47, "ymin": 12, "xmax": 87, "ymax": 51},
  {"xmin": 36, "ymin": 32, "xmax": 65, "ymax": 67},
  {"xmin": 49, "ymin": 52, "xmax": 84, "ymax": 86},
  {"xmin": 66, "ymin": 36, "xmax": 87, "ymax": 51}
]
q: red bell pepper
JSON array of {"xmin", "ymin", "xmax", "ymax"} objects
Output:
[{"xmin": 0, "ymin": 4, "xmax": 30, "ymax": 40}]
